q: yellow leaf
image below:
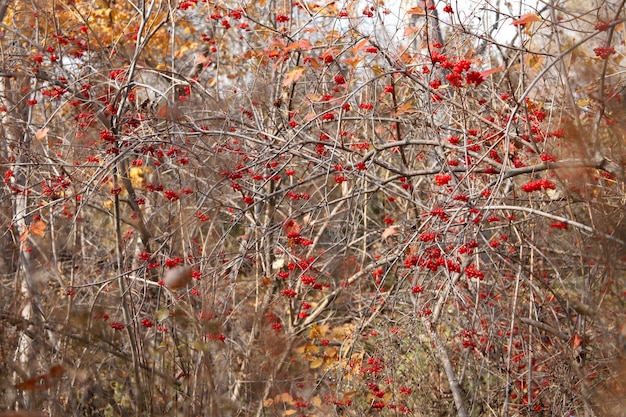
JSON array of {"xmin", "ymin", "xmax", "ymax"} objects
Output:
[
  {"xmin": 283, "ymin": 66, "xmax": 307, "ymax": 87},
  {"xmin": 129, "ymin": 166, "xmax": 144, "ymax": 179},
  {"xmin": 311, "ymin": 396, "xmax": 322, "ymax": 407},
  {"xmin": 526, "ymin": 54, "xmax": 543, "ymax": 69},
  {"xmin": 576, "ymin": 98, "xmax": 590, "ymax": 106},
  {"xmin": 309, "ymin": 357, "xmax": 323, "ymax": 369},
  {"xmin": 35, "ymin": 127, "xmax": 49, "ymax": 141},
  {"xmin": 324, "ymin": 346, "xmax": 338, "ymax": 360},
  {"xmin": 309, "ymin": 323, "xmax": 329, "ymax": 339},
  {"xmin": 371, "ymin": 65, "xmax": 384, "ymax": 76},
  {"xmin": 308, "ymin": 343, "xmax": 320, "ymax": 354},
  {"xmin": 283, "ymin": 410, "xmax": 298, "ymax": 416},
  {"xmin": 156, "ymin": 308, "xmax": 169, "ymax": 322}
]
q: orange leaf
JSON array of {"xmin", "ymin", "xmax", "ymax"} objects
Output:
[
  {"xmin": 287, "ymin": 39, "xmax": 313, "ymax": 52},
  {"xmin": 352, "ymin": 38, "xmax": 370, "ymax": 52},
  {"xmin": 343, "ymin": 56, "xmax": 363, "ymax": 68},
  {"xmin": 29, "ymin": 220, "xmax": 47, "ymax": 237},
  {"xmin": 283, "ymin": 66, "xmax": 306, "ymax": 87},
  {"xmin": 511, "ymin": 13, "xmax": 541, "ymax": 27},
  {"xmin": 480, "ymin": 64, "xmax": 504, "ymax": 79},
  {"xmin": 404, "ymin": 26, "xmax": 421, "ymax": 36},
  {"xmin": 570, "ymin": 332, "xmax": 584, "ymax": 350},
  {"xmin": 394, "ymin": 101, "xmax": 413, "ymax": 116},
  {"xmin": 407, "ymin": 6, "xmax": 425, "ymax": 15}
]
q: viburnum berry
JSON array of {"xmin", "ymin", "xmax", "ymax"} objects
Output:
[
  {"xmin": 434, "ymin": 173, "xmax": 452, "ymax": 186},
  {"xmin": 521, "ymin": 179, "xmax": 556, "ymax": 192},
  {"xmin": 594, "ymin": 46, "xmax": 615, "ymax": 59}
]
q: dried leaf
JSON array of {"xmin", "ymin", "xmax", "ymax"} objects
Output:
[
  {"xmin": 407, "ymin": 6, "xmax": 425, "ymax": 15},
  {"xmin": 512, "ymin": 13, "xmax": 541, "ymax": 34},
  {"xmin": 309, "ymin": 357, "xmax": 323, "ymax": 369},
  {"xmin": 15, "ymin": 375, "xmax": 48, "ymax": 391},
  {"xmin": 311, "ymin": 395, "xmax": 322, "ymax": 407},
  {"xmin": 29, "ymin": 221, "xmax": 47, "ymax": 237},
  {"xmin": 570, "ymin": 332, "xmax": 584, "ymax": 350},
  {"xmin": 480, "ymin": 64, "xmax": 504, "ymax": 79},
  {"xmin": 309, "ymin": 323, "xmax": 329, "ymax": 339},
  {"xmin": 35, "ymin": 127, "xmax": 49, "ymax": 141},
  {"xmin": 287, "ymin": 39, "xmax": 313, "ymax": 51},
  {"xmin": 283, "ymin": 66, "xmax": 306, "ymax": 87},
  {"xmin": 15, "ymin": 364, "xmax": 63, "ymax": 391},
  {"xmin": 404, "ymin": 26, "xmax": 421, "ymax": 36},
  {"xmin": 394, "ymin": 102, "xmax": 413, "ymax": 116},
  {"xmin": 342, "ymin": 390, "xmax": 357, "ymax": 401},
  {"xmin": 352, "ymin": 38, "xmax": 370, "ymax": 52},
  {"xmin": 381, "ymin": 225, "xmax": 399, "ymax": 240},
  {"xmin": 511, "ymin": 13, "xmax": 541, "ymax": 27}
]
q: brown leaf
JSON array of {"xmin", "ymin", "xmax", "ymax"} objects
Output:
[{"xmin": 15, "ymin": 375, "xmax": 49, "ymax": 391}]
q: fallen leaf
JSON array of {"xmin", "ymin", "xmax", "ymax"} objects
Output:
[{"xmin": 570, "ymin": 332, "xmax": 584, "ymax": 350}]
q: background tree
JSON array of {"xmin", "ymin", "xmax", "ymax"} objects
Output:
[{"xmin": 0, "ymin": 0, "xmax": 625, "ymax": 416}]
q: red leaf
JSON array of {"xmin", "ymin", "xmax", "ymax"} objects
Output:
[{"xmin": 570, "ymin": 332, "xmax": 583, "ymax": 350}]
